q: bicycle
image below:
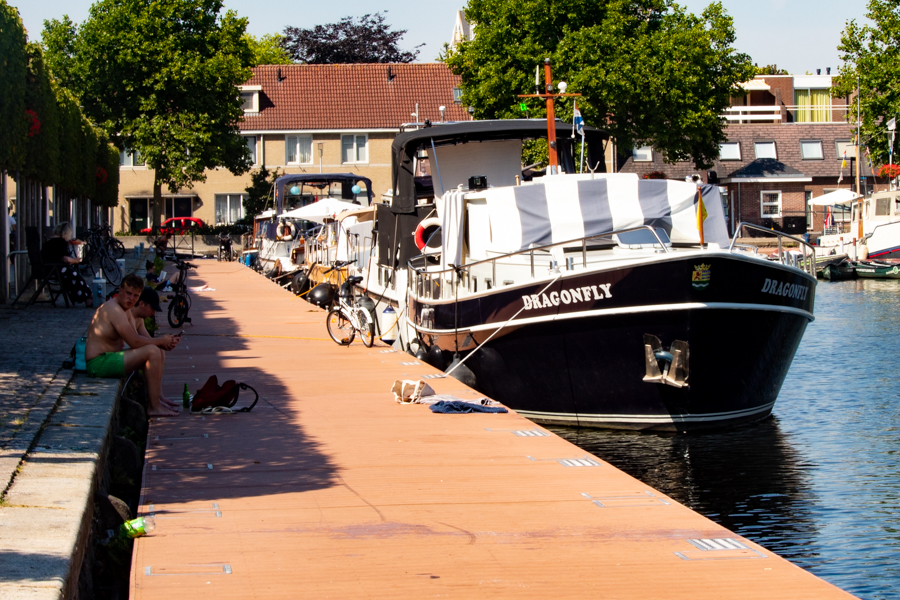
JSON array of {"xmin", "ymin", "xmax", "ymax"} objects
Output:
[
  {"xmin": 167, "ymin": 257, "xmax": 197, "ymax": 328},
  {"xmin": 217, "ymin": 233, "xmax": 237, "ymax": 262},
  {"xmin": 324, "ymin": 260, "xmax": 375, "ymax": 347},
  {"xmin": 78, "ymin": 226, "xmax": 122, "ymax": 286}
]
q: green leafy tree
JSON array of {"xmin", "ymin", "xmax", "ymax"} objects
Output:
[
  {"xmin": 834, "ymin": 0, "xmax": 900, "ymax": 166},
  {"xmin": 52, "ymin": 0, "xmax": 255, "ymax": 227},
  {"xmin": 24, "ymin": 44, "xmax": 60, "ymax": 183},
  {"xmin": 445, "ymin": 0, "xmax": 754, "ymax": 169},
  {"xmin": 40, "ymin": 16, "xmax": 77, "ymax": 89},
  {"xmin": 0, "ymin": 1, "xmax": 28, "ymax": 172},
  {"xmin": 246, "ymin": 33, "xmax": 292, "ymax": 65},
  {"xmin": 754, "ymin": 63, "xmax": 788, "ymax": 75},
  {"xmin": 282, "ymin": 12, "xmax": 422, "ymax": 63},
  {"xmin": 242, "ymin": 165, "xmax": 281, "ymax": 222}
]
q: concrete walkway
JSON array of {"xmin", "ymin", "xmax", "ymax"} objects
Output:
[{"xmin": 132, "ymin": 262, "xmax": 854, "ymax": 600}]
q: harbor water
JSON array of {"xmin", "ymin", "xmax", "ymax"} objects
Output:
[{"xmin": 551, "ymin": 279, "xmax": 900, "ymax": 600}]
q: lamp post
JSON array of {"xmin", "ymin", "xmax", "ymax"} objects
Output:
[
  {"xmin": 517, "ymin": 59, "xmax": 581, "ymax": 175},
  {"xmin": 318, "ymin": 142, "xmax": 323, "ymax": 174}
]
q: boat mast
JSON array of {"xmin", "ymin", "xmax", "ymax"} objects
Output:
[
  {"xmin": 517, "ymin": 59, "xmax": 580, "ymax": 175},
  {"xmin": 857, "ymin": 73, "xmax": 864, "ymax": 241}
]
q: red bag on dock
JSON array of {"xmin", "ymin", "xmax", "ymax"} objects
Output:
[{"xmin": 191, "ymin": 375, "xmax": 258, "ymax": 413}]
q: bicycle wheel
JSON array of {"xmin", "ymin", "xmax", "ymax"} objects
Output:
[
  {"xmin": 168, "ymin": 295, "xmax": 189, "ymax": 328},
  {"xmin": 101, "ymin": 254, "xmax": 122, "ymax": 286},
  {"xmin": 326, "ymin": 308, "xmax": 355, "ymax": 346},
  {"xmin": 357, "ymin": 307, "xmax": 375, "ymax": 347},
  {"xmin": 108, "ymin": 238, "xmax": 125, "ymax": 259}
]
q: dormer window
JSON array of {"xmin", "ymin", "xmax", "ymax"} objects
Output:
[{"xmin": 239, "ymin": 85, "xmax": 261, "ymax": 114}]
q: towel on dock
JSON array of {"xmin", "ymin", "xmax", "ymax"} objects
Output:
[{"xmin": 428, "ymin": 399, "xmax": 508, "ymax": 414}]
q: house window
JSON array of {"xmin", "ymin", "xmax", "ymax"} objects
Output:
[
  {"xmin": 245, "ymin": 136, "xmax": 257, "ymax": 165},
  {"xmin": 286, "ymin": 135, "xmax": 312, "ymax": 164},
  {"xmin": 760, "ymin": 190, "xmax": 782, "ymax": 218},
  {"xmin": 800, "ymin": 140, "xmax": 823, "ymax": 160},
  {"xmin": 214, "ymin": 194, "xmax": 246, "ymax": 225},
  {"xmin": 754, "ymin": 142, "xmax": 777, "ymax": 159},
  {"xmin": 805, "ymin": 190, "xmax": 813, "ymax": 230},
  {"xmin": 341, "ymin": 134, "xmax": 368, "ymax": 163},
  {"xmin": 794, "ymin": 89, "xmax": 831, "ymax": 123},
  {"xmin": 835, "ymin": 140, "xmax": 856, "ymax": 161},
  {"xmin": 453, "ymin": 87, "xmax": 463, "ymax": 103},
  {"xmin": 119, "ymin": 147, "xmax": 144, "ymax": 167},
  {"xmin": 239, "ymin": 86, "xmax": 261, "ymax": 114},
  {"xmin": 719, "ymin": 142, "xmax": 741, "ymax": 160},
  {"xmin": 632, "ymin": 146, "xmax": 653, "ymax": 162}
]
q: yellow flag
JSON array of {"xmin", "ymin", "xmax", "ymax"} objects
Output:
[
  {"xmin": 696, "ymin": 189, "xmax": 707, "ymax": 245},
  {"xmin": 841, "ymin": 150, "xmax": 847, "ymax": 169}
]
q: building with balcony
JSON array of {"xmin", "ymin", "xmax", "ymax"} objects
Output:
[{"xmin": 619, "ymin": 73, "xmax": 883, "ymax": 237}]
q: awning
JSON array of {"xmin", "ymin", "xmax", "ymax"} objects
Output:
[
  {"xmin": 740, "ymin": 79, "xmax": 771, "ymax": 91},
  {"xmin": 807, "ymin": 188, "xmax": 860, "ymax": 206},
  {"xmin": 338, "ymin": 206, "xmax": 376, "ymax": 224},
  {"xmin": 281, "ymin": 198, "xmax": 360, "ymax": 223},
  {"xmin": 124, "ymin": 193, "xmax": 198, "ymax": 199}
]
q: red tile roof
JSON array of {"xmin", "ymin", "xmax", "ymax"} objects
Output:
[{"xmin": 239, "ymin": 63, "xmax": 471, "ymax": 131}]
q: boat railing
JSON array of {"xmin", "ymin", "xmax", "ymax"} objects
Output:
[
  {"xmin": 728, "ymin": 222, "xmax": 817, "ymax": 276},
  {"xmin": 407, "ymin": 225, "xmax": 671, "ymax": 301}
]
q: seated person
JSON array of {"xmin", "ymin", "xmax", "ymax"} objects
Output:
[
  {"xmin": 41, "ymin": 222, "xmax": 93, "ymax": 307},
  {"xmin": 85, "ymin": 274, "xmax": 180, "ymax": 416},
  {"xmin": 129, "ymin": 286, "xmax": 182, "ymax": 413}
]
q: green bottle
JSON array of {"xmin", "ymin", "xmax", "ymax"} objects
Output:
[{"xmin": 182, "ymin": 383, "xmax": 191, "ymax": 409}]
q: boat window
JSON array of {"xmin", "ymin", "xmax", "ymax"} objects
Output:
[
  {"xmin": 614, "ymin": 228, "xmax": 671, "ymax": 248},
  {"xmin": 876, "ymin": 197, "xmax": 891, "ymax": 216}
]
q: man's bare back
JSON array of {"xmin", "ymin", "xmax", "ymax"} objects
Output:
[{"xmin": 85, "ymin": 284, "xmax": 142, "ymax": 361}]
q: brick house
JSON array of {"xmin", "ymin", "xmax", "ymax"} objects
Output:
[
  {"xmin": 618, "ymin": 74, "xmax": 884, "ymax": 237},
  {"xmin": 114, "ymin": 63, "xmax": 470, "ymax": 233}
]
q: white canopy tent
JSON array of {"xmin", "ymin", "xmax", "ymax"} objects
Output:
[
  {"xmin": 281, "ymin": 198, "xmax": 360, "ymax": 223},
  {"xmin": 807, "ymin": 188, "xmax": 860, "ymax": 206}
]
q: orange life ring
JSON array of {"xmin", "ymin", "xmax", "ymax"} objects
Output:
[{"xmin": 414, "ymin": 217, "xmax": 442, "ymax": 252}]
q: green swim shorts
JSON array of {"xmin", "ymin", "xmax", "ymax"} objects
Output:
[{"xmin": 85, "ymin": 351, "xmax": 126, "ymax": 378}]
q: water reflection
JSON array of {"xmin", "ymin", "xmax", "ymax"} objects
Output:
[
  {"xmin": 553, "ymin": 279, "xmax": 900, "ymax": 600},
  {"xmin": 549, "ymin": 417, "xmax": 820, "ymax": 561}
]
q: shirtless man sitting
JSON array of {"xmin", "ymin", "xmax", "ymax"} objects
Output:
[
  {"xmin": 85, "ymin": 274, "xmax": 180, "ymax": 416},
  {"xmin": 129, "ymin": 286, "xmax": 182, "ymax": 412}
]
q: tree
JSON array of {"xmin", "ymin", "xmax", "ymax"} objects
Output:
[
  {"xmin": 0, "ymin": 1, "xmax": 28, "ymax": 172},
  {"xmin": 755, "ymin": 64, "xmax": 788, "ymax": 75},
  {"xmin": 40, "ymin": 16, "xmax": 77, "ymax": 89},
  {"xmin": 50, "ymin": 0, "xmax": 255, "ymax": 227},
  {"xmin": 242, "ymin": 165, "xmax": 280, "ymax": 222},
  {"xmin": 282, "ymin": 12, "xmax": 422, "ymax": 64},
  {"xmin": 445, "ymin": 0, "xmax": 755, "ymax": 169},
  {"xmin": 246, "ymin": 33, "xmax": 291, "ymax": 65},
  {"xmin": 834, "ymin": 0, "xmax": 900, "ymax": 166}
]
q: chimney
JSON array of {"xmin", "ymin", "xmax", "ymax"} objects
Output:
[
  {"xmin": 816, "ymin": 69, "xmax": 821, "ymax": 75},
  {"xmin": 827, "ymin": 67, "xmax": 831, "ymax": 75}
]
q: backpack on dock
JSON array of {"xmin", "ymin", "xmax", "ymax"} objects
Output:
[{"xmin": 190, "ymin": 375, "xmax": 258, "ymax": 414}]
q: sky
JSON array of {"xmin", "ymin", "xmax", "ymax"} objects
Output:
[{"xmin": 15, "ymin": 0, "xmax": 870, "ymax": 76}]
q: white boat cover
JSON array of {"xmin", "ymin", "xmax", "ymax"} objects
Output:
[
  {"xmin": 441, "ymin": 175, "xmax": 728, "ymax": 267},
  {"xmin": 807, "ymin": 188, "xmax": 860, "ymax": 206},
  {"xmin": 281, "ymin": 198, "xmax": 360, "ymax": 223}
]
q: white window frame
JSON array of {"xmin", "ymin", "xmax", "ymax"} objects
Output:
[
  {"xmin": 341, "ymin": 134, "xmax": 369, "ymax": 164},
  {"xmin": 239, "ymin": 85, "xmax": 261, "ymax": 114},
  {"xmin": 760, "ymin": 190, "xmax": 782, "ymax": 219},
  {"xmin": 754, "ymin": 141, "xmax": 777, "ymax": 160},
  {"xmin": 719, "ymin": 142, "xmax": 741, "ymax": 161},
  {"xmin": 800, "ymin": 140, "xmax": 823, "ymax": 160},
  {"xmin": 119, "ymin": 147, "xmax": 145, "ymax": 167},
  {"xmin": 214, "ymin": 193, "xmax": 246, "ymax": 225},
  {"xmin": 452, "ymin": 87, "xmax": 463, "ymax": 103},
  {"xmin": 632, "ymin": 145, "xmax": 653, "ymax": 162},
  {"xmin": 244, "ymin": 136, "xmax": 257, "ymax": 165},
  {"xmin": 285, "ymin": 135, "xmax": 313, "ymax": 165}
]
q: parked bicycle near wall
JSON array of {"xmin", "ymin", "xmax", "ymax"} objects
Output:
[
  {"xmin": 323, "ymin": 260, "xmax": 375, "ymax": 347},
  {"xmin": 217, "ymin": 233, "xmax": 237, "ymax": 262},
  {"xmin": 167, "ymin": 257, "xmax": 197, "ymax": 327},
  {"xmin": 78, "ymin": 225, "xmax": 123, "ymax": 286}
]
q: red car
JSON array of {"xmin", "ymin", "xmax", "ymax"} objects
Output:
[{"xmin": 140, "ymin": 217, "xmax": 205, "ymax": 234}]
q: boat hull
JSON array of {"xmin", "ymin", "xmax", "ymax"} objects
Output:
[
  {"xmin": 855, "ymin": 261, "xmax": 900, "ymax": 278},
  {"xmin": 409, "ymin": 254, "xmax": 815, "ymax": 431}
]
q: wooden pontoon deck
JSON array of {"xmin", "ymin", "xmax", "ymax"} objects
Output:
[{"xmin": 132, "ymin": 262, "xmax": 853, "ymax": 599}]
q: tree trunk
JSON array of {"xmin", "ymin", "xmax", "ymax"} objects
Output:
[
  {"xmin": 152, "ymin": 177, "xmax": 163, "ymax": 229},
  {"xmin": 1, "ymin": 170, "xmax": 8, "ymax": 304}
]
